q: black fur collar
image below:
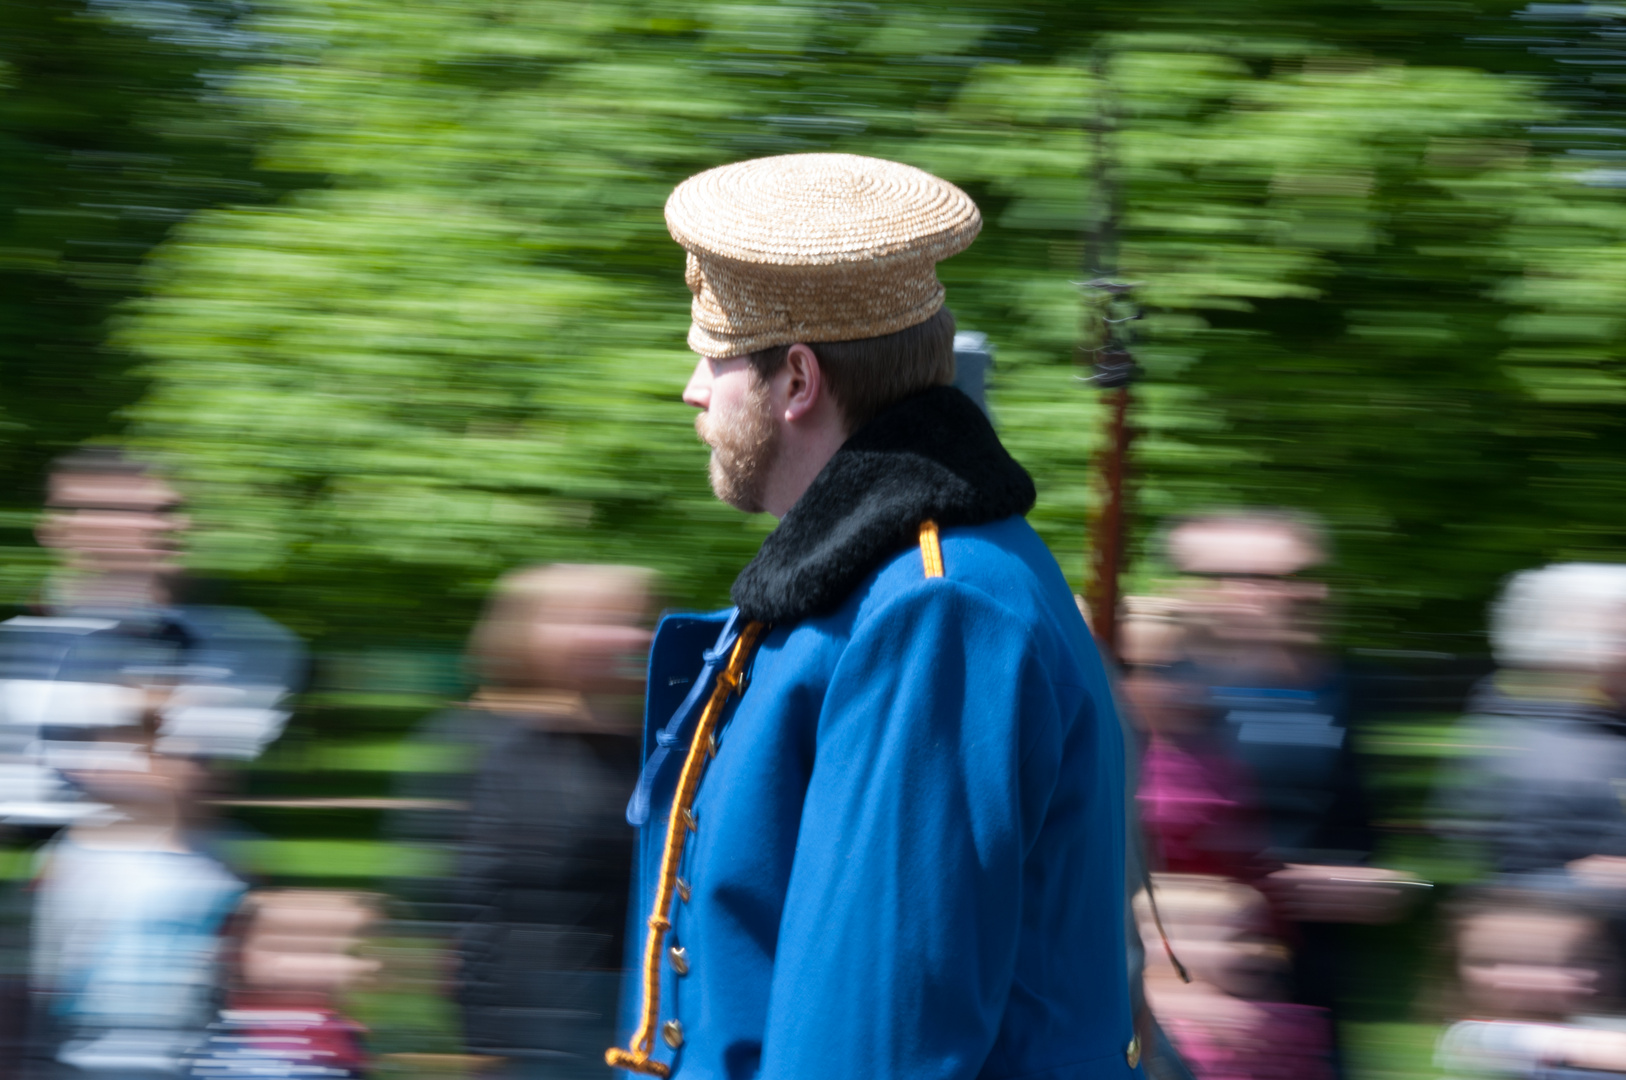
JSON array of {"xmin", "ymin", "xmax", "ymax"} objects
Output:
[{"xmin": 731, "ymin": 385, "xmax": 1036, "ymax": 625}]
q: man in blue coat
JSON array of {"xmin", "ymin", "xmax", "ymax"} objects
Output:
[{"xmin": 607, "ymin": 153, "xmax": 1137, "ymax": 1080}]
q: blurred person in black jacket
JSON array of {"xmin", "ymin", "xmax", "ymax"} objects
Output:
[
  {"xmin": 1147, "ymin": 512, "xmax": 1413, "ymax": 1078},
  {"xmin": 1160, "ymin": 513, "xmax": 1372, "ymax": 872},
  {"xmin": 419, "ymin": 565, "xmax": 654, "ymax": 1080}
]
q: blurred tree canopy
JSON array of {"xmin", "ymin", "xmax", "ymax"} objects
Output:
[
  {"xmin": 0, "ymin": 0, "xmax": 301, "ymax": 597},
  {"xmin": 5, "ymin": 0, "xmax": 1626, "ymax": 649}
]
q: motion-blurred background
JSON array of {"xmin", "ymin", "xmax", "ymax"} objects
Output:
[{"xmin": 9, "ymin": 1, "xmax": 1626, "ymax": 1078}]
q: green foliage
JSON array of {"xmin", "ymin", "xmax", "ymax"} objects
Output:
[
  {"xmin": 0, "ymin": 0, "xmax": 1609, "ymax": 652},
  {"xmin": 119, "ymin": 0, "xmax": 1046, "ymax": 641},
  {"xmin": 915, "ymin": 36, "xmax": 1626, "ymax": 642},
  {"xmin": 0, "ymin": 0, "xmax": 273, "ymax": 487},
  {"xmin": 0, "ymin": 0, "xmax": 290, "ymax": 602}
]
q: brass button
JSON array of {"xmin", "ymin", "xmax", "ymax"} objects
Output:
[
  {"xmin": 669, "ymin": 945, "xmax": 689, "ymax": 975},
  {"xmin": 676, "ymin": 878, "xmax": 691, "ymax": 903},
  {"xmin": 661, "ymin": 1019, "xmax": 684, "ymax": 1049},
  {"xmin": 1125, "ymin": 1034, "xmax": 1141, "ymax": 1069}
]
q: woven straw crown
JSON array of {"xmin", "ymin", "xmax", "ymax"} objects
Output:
[{"xmin": 665, "ymin": 153, "xmax": 981, "ymax": 358}]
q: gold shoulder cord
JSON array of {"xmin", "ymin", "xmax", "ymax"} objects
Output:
[
  {"xmin": 919, "ymin": 519, "xmax": 944, "ymax": 578},
  {"xmin": 606, "ymin": 521, "xmax": 944, "ymax": 1076}
]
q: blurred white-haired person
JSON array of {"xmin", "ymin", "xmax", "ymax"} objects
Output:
[
  {"xmin": 1436, "ymin": 562, "xmax": 1626, "ymax": 884},
  {"xmin": 1493, "ymin": 562, "xmax": 1626, "ymax": 679}
]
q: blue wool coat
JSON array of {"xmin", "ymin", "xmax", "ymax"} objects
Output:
[{"xmin": 618, "ymin": 388, "xmax": 1137, "ymax": 1080}]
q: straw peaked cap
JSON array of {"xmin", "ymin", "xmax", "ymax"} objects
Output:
[{"xmin": 666, "ymin": 153, "xmax": 981, "ymax": 358}]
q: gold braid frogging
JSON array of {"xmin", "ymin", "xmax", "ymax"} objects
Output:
[{"xmin": 605, "ymin": 620, "xmax": 767, "ymax": 1077}]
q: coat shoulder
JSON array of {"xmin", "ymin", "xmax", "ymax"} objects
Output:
[{"xmin": 851, "ymin": 515, "xmax": 1102, "ymax": 682}]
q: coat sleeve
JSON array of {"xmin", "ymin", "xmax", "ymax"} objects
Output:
[{"xmin": 758, "ymin": 581, "xmax": 1068, "ymax": 1080}]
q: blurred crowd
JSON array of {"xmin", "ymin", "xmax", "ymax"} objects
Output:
[
  {"xmin": 8, "ymin": 447, "xmax": 1626, "ymax": 1080},
  {"xmin": 0, "ymin": 447, "xmax": 659, "ymax": 1080},
  {"xmin": 1124, "ymin": 514, "xmax": 1626, "ymax": 1080}
]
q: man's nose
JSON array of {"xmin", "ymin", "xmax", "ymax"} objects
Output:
[{"xmin": 682, "ymin": 358, "xmax": 711, "ymax": 410}]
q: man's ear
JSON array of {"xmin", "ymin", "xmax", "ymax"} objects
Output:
[{"xmin": 781, "ymin": 343, "xmax": 824, "ymax": 423}]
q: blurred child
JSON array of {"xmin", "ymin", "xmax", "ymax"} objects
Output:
[
  {"xmin": 1136, "ymin": 874, "xmax": 1333, "ymax": 1080},
  {"xmin": 1439, "ymin": 890, "xmax": 1626, "ymax": 1079},
  {"xmin": 186, "ymin": 889, "xmax": 380, "ymax": 1079},
  {"xmin": 30, "ymin": 722, "xmax": 243, "ymax": 1079}
]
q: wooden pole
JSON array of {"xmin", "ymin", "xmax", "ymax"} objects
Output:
[
  {"xmin": 1080, "ymin": 47, "xmax": 1138, "ymax": 666},
  {"xmin": 1087, "ymin": 383, "xmax": 1133, "ymax": 661}
]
